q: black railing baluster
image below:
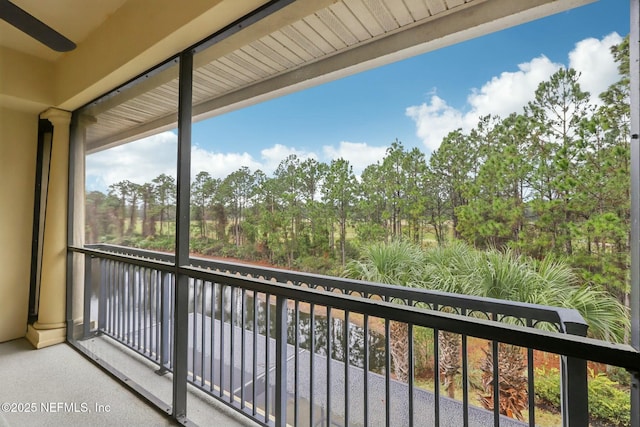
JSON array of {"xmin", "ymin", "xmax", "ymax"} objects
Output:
[
  {"xmin": 135, "ymin": 266, "xmax": 140, "ymax": 349},
  {"xmin": 107, "ymin": 260, "xmax": 113, "ymax": 336},
  {"xmin": 462, "ymin": 309, "xmax": 469, "ymax": 427},
  {"xmin": 210, "ymin": 281, "xmax": 216, "ymax": 392},
  {"xmin": 434, "ymin": 304, "xmax": 440, "ymax": 427},
  {"xmin": 120, "ymin": 263, "xmax": 124, "ymax": 342},
  {"xmin": 171, "ymin": 274, "xmax": 176, "ymax": 367},
  {"xmin": 275, "ymin": 295, "xmax": 287, "ymax": 427},
  {"xmin": 294, "ymin": 300, "xmax": 300, "ymax": 427},
  {"xmin": 327, "ymin": 306, "xmax": 332, "ymax": 427},
  {"xmin": 82, "ymin": 255, "xmax": 92, "ymax": 339},
  {"xmin": 142, "ymin": 269, "xmax": 147, "ymax": 355},
  {"xmin": 385, "ymin": 317, "xmax": 391, "ymax": 427},
  {"xmin": 408, "ymin": 322, "xmax": 414, "ymax": 427},
  {"xmin": 344, "ymin": 311, "xmax": 350, "ymax": 427},
  {"xmin": 310, "ymin": 303, "xmax": 315, "ymax": 427},
  {"xmin": 363, "ymin": 304, "xmax": 369, "ymax": 427},
  {"xmin": 252, "ymin": 291, "xmax": 258, "ymax": 417},
  {"xmin": 220, "ymin": 284, "xmax": 226, "ymax": 398},
  {"xmin": 240, "ymin": 288, "xmax": 246, "ymax": 409},
  {"xmin": 230, "ymin": 286, "xmax": 236, "ymax": 403},
  {"xmin": 156, "ymin": 272, "xmax": 170, "ymax": 374},
  {"xmin": 155, "ymin": 271, "xmax": 161, "ymax": 363},
  {"xmin": 127, "ymin": 264, "xmax": 132, "ymax": 345},
  {"xmin": 492, "ymin": 340, "xmax": 500, "ymax": 427},
  {"xmin": 122, "ymin": 262, "xmax": 127, "ymax": 341},
  {"xmin": 265, "ymin": 293, "xmax": 271, "ymax": 424},
  {"xmin": 192, "ymin": 280, "xmax": 197, "ymax": 383},
  {"xmin": 200, "ymin": 281, "xmax": 206, "ymax": 387},
  {"xmin": 434, "ymin": 328, "xmax": 440, "ymax": 427},
  {"xmin": 98, "ymin": 258, "xmax": 106, "ymax": 333},
  {"xmin": 116, "ymin": 261, "xmax": 120, "ymax": 339},
  {"xmin": 527, "ymin": 319, "xmax": 535, "ymax": 427}
]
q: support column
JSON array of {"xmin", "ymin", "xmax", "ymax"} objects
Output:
[
  {"xmin": 71, "ymin": 115, "xmax": 95, "ymax": 332},
  {"xmin": 26, "ymin": 108, "xmax": 72, "ymax": 349}
]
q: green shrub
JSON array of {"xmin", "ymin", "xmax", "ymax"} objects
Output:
[
  {"xmin": 535, "ymin": 368, "xmax": 561, "ymax": 409},
  {"xmin": 293, "ymin": 255, "xmax": 339, "ymax": 274},
  {"xmin": 588, "ymin": 370, "xmax": 630, "ymax": 427},
  {"xmin": 535, "ymin": 367, "xmax": 630, "ymax": 427}
]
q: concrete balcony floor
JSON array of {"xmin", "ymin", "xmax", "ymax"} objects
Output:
[{"xmin": 0, "ymin": 338, "xmax": 254, "ymax": 427}]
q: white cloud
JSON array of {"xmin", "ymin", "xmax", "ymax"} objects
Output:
[
  {"xmin": 405, "ymin": 95, "xmax": 467, "ymax": 152},
  {"xmin": 86, "ymin": 131, "xmax": 177, "ymax": 191},
  {"xmin": 87, "ymin": 138, "xmax": 324, "ymax": 191},
  {"xmin": 569, "ymin": 33, "xmax": 622, "ymax": 104},
  {"xmin": 191, "ymin": 146, "xmax": 261, "ymax": 179},
  {"xmin": 260, "ymin": 143, "xmax": 317, "ymax": 173},
  {"xmin": 407, "ymin": 33, "xmax": 622, "ymax": 152},
  {"xmin": 467, "ymin": 56, "xmax": 560, "ymax": 119},
  {"xmin": 322, "ymin": 141, "xmax": 388, "ymax": 174},
  {"xmin": 406, "ymin": 56, "xmax": 561, "ymax": 152}
]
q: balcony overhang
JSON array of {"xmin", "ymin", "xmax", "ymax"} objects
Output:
[{"xmin": 76, "ymin": 0, "xmax": 596, "ymax": 153}]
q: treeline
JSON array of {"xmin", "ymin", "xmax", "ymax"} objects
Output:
[{"xmin": 86, "ymin": 39, "xmax": 631, "ymax": 304}]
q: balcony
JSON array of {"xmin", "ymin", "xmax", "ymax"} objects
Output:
[{"xmin": 65, "ymin": 244, "xmax": 640, "ymax": 427}]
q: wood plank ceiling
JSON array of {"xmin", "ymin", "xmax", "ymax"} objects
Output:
[
  {"xmin": 84, "ymin": 0, "xmax": 477, "ymax": 149},
  {"xmin": 83, "ymin": 0, "xmax": 596, "ymax": 150}
]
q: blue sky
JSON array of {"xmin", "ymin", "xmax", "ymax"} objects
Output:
[{"xmin": 87, "ymin": 0, "xmax": 630, "ymax": 191}]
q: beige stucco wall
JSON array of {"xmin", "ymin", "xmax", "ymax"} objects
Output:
[{"xmin": 0, "ymin": 107, "xmax": 38, "ymax": 342}]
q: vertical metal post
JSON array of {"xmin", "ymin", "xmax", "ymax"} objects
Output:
[
  {"xmin": 560, "ymin": 321, "xmax": 588, "ymax": 427},
  {"xmin": 172, "ymin": 49, "xmax": 193, "ymax": 423},
  {"xmin": 275, "ymin": 295, "xmax": 288, "ymax": 427},
  {"xmin": 631, "ymin": 3, "xmax": 640, "ymax": 427}
]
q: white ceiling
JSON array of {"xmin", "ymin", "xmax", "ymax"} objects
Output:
[{"xmin": 0, "ymin": 0, "xmax": 127, "ymax": 61}]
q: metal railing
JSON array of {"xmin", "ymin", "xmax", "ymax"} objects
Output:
[{"xmin": 71, "ymin": 244, "xmax": 640, "ymax": 427}]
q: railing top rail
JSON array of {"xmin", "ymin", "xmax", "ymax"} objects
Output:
[
  {"xmin": 82, "ymin": 243, "xmax": 586, "ymax": 333},
  {"xmin": 74, "ymin": 245, "xmax": 175, "ymax": 272}
]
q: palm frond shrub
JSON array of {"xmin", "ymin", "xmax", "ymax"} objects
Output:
[
  {"xmin": 345, "ymin": 240, "xmax": 628, "ymax": 418},
  {"xmin": 344, "ymin": 240, "xmax": 426, "ymax": 382}
]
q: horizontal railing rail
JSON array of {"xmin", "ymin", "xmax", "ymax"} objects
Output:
[
  {"xmin": 72, "ymin": 245, "xmax": 640, "ymax": 427},
  {"xmin": 85, "ymin": 244, "xmax": 584, "ymax": 333}
]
